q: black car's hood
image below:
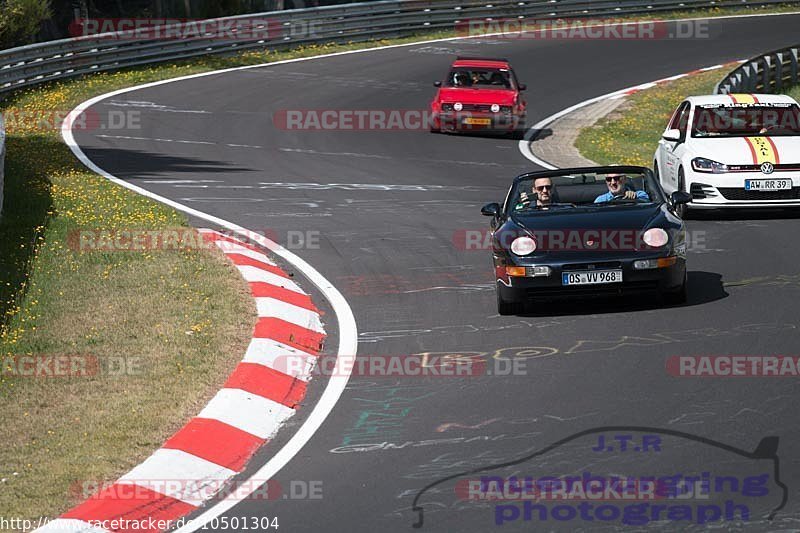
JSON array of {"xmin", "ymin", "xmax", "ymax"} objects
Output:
[{"xmin": 510, "ymin": 203, "xmax": 666, "ymax": 232}]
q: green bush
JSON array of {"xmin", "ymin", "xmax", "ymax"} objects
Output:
[{"xmin": 0, "ymin": 0, "xmax": 52, "ymax": 49}]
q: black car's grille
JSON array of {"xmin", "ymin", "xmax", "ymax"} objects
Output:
[
  {"xmin": 524, "ymin": 281, "xmax": 659, "ymax": 299},
  {"xmin": 717, "ymin": 187, "xmax": 800, "ymax": 200},
  {"xmin": 561, "ymin": 261, "xmax": 623, "ymax": 271}
]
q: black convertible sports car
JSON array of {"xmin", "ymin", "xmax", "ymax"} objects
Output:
[{"xmin": 481, "ymin": 166, "xmax": 692, "ymax": 315}]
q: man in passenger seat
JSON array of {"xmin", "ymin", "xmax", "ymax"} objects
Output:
[{"xmin": 594, "ymin": 173, "xmax": 650, "ymax": 203}]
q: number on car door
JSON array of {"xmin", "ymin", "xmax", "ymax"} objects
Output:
[{"xmin": 660, "ymin": 101, "xmax": 690, "ymax": 192}]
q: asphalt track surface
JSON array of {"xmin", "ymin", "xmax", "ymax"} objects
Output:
[{"xmin": 73, "ymin": 14, "xmax": 800, "ymax": 532}]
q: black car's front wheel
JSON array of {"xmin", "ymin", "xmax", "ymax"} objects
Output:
[
  {"xmin": 497, "ymin": 289, "xmax": 524, "ymax": 315},
  {"xmin": 661, "ymin": 272, "xmax": 688, "ymax": 305}
]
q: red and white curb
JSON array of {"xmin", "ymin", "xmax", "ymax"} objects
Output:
[{"xmin": 37, "ymin": 229, "xmax": 325, "ymax": 533}]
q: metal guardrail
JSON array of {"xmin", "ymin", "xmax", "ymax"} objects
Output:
[
  {"xmin": 0, "ymin": 114, "xmax": 5, "ymax": 218},
  {"xmin": 715, "ymin": 44, "xmax": 800, "ymax": 94},
  {"xmin": 0, "ymin": 0, "xmax": 796, "ymax": 97}
]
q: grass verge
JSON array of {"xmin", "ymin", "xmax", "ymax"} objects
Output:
[
  {"xmin": 0, "ymin": 117, "xmax": 256, "ymax": 518},
  {"xmin": 574, "ymin": 69, "xmax": 724, "ymax": 166},
  {"xmin": 0, "ymin": 2, "xmax": 797, "ymax": 522}
]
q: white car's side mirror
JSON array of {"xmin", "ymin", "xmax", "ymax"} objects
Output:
[{"xmin": 663, "ymin": 129, "xmax": 681, "ymax": 142}]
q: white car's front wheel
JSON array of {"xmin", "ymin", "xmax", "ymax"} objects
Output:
[{"xmin": 675, "ymin": 167, "xmax": 691, "ymax": 219}]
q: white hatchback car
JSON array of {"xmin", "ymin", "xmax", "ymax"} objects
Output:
[{"xmin": 654, "ymin": 94, "xmax": 800, "ymax": 216}]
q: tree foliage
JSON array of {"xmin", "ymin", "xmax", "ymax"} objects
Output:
[{"xmin": 0, "ymin": 0, "xmax": 52, "ymax": 49}]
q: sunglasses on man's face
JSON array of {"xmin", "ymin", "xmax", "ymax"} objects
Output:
[
  {"xmin": 605, "ymin": 176, "xmax": 624, "ymax": 183},
  {"xmin": 535, "ymin": 185, "xmax": 553, "ymax": 192}
]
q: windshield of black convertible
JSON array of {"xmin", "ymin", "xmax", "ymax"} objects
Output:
[{"xmin": 509, "ymin": 170, "xmax": 661, "ymax": 213}]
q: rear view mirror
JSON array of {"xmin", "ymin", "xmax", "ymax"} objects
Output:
[
  {"xmin": 663, "ymin": 129, "xmax": 681, "ymax": 142},
  {"xmin": 481, "ymin": 202, "xmax": 500, "ymax": 217},
  {"xmin": 434, "ymin": 81, "xmax": 442, "ymax": 87},
  {"xmin": 518, "ymin": 84, "xmax": 527, "ymax": 91}
]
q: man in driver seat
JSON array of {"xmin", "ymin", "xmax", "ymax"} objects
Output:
[
  {"xmin": 515, "ymin": 177, "xmax": 554, "ymax": 210},
  {"xmin": 594, "ymin": 173, "xmax": 650, "ymax": 203}
]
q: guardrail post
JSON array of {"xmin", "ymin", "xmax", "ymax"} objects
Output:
[
  {"xmin": 774, "ymin": 52, "xmax": 783, "ymax": 92},
  {"xmin": 761, "ymin": 55, "xmax": 772, "ymax": 92},
  {"xmin": 748, "ymin": 61, "xmax": 761, "ymax": 92},
  {"xmin": 740, "ymin": 63, "xmax": 753, "ymax": 93},
  {"xmin": 732, "ymin": 70, "xmax": 744, "ymax": 93},
  {"xmin": 790, "ymin": 47, "xmax": 799, "ymax": 88}
]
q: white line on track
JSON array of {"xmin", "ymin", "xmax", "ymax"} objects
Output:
[
  {"xmin": 104, "ymin": 100, "xmax": 212, "ymax": 114},
  {"xmin": 279, "ymin": 147, "xmax": 508, "ymax": 167},
  {"xmin": 95, "ymin": 134, "xmax": 215, "ymax": 145},
  {"xmin": 60, "ymin": 10, "xmax": 797, "ymax": 531},
  {"xmin": 94, "ymin": 134, "xmax": 263, "ymax": 149},
  {"xmin": 278, "ymin": 147, "xmax": 391, "ymax": 159},
  {"xmin": 140, "ymin": 179, "xmax": 224, "ymax": 184},
  {"xmin": 516, "ymin": 63, "xmax": 733, "ymax": 168}
]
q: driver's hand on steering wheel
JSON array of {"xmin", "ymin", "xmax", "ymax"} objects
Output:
[{"xmin": 622, "ymin": 190, "xmax": 637, "ymax": 200}]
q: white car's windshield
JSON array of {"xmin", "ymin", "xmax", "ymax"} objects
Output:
[{"xmin": 692, "ymin": 104, "xmax": 800, "ymax": 137}]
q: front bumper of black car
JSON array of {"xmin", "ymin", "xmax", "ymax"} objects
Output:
[{"xmin": 494, "ymin": 254, "xmax": 686, "ymax": 302}]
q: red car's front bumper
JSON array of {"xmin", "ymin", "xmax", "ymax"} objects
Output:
[{"xmin": 432, "ymin": 111, "xmax": 522, "ymax": 132}]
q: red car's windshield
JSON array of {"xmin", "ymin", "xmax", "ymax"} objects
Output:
[
  {"xmin": 445, "ymin": 68, "xmax": 514, "ymax": 89},
  {"xmin": 692, "ymin": 104, "xmax": 800, "ymax": 137}
]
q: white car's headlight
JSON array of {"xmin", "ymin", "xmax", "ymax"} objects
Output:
[
  {"xmin": 454, "ymin": 102, "xmax": 463, "ymax": 111},
  {"xmin": 510, "ymin": 236, "xmax": 536, "ymax": 255},
  {"xmin": 642, "ymin": 228, "xmax": 669, "ymax": 248},
  {"xmin": 491, "ymin": 104, "xmax": 500, "ymax": 113},
  {"xmin": 692, "ymin": 157, "xmax": 729, "ymax": 174}
]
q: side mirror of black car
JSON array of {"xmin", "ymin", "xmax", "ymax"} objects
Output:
[
  {"xmin": 481, "ymin": 202, "xmax": 501, "ymax": 217},
  {"xmin": 434, "ymin": 81, "xmax": 442, "ymax": 87},
  {"xmin": 671, "ymin": 191, "xmax": 692, "ymax": 205},
  {"xmin": 518, "ymin": 84, "xmax": 527, "ymax": 91}
]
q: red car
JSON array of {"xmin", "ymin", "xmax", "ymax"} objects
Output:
[{"xmin": 430, "ymin": 57, "xmax": 527, "ymax": 135}]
